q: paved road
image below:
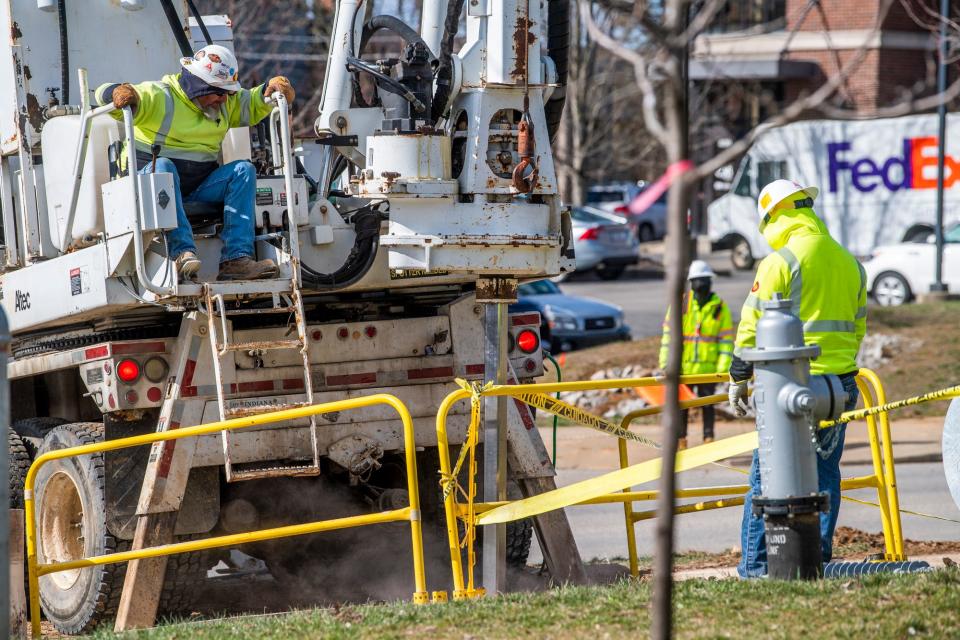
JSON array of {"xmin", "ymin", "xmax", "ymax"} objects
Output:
[
  {"xmin": 559, "ymin": 249, "xmax": 756, "ymax": 338},
  {"xmin": 529, "ymin": 461, "xmax": 960, "ymax": 564}
]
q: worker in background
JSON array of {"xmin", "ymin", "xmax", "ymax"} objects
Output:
[
  {"xmin": 96, "ymin": 45, "xmax": 295, "ymax": 281},
  {"xmin": 659, "ymin": 259, "xmax": 734, "ymax": 451},
  {"xmin": 729, "ymin": 179, "xmax": 866, "ymax": 578}
]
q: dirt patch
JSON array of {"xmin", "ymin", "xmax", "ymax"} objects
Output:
[{"xmin": 834, "ymin": 526, "xmax": 960, "ymax": 558}]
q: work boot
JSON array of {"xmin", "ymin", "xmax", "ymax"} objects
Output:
[
  {"xmin": 677, "ymin": 437, "xmax": 687, "ymax": 451},
  {"xmin": 217, "ymin": 256, "xmax": 279, "ymax": 281},
  {"xmin": 176, "ymin": 251, "xmax": 201, "ymax": 281},
  {"xmin": 703, "ymin": 436, "xmax": 715, "ymax": 444}
]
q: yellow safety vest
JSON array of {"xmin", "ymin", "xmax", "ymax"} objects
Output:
[
  {"xmin": 734, "ymin": 201, "xmax": 866, "ymax": 376},
  {"xmin": 95, "ymin": 74, "xmax": 273, "ymax": 163},
  {"xmin": 660, "ymin": 292, "xmax": 734, "ymax": 375}
]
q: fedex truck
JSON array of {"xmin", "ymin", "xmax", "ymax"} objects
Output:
[{"xmin": 708, "ymin": 113, "xmax": 960, "ymax": 269}]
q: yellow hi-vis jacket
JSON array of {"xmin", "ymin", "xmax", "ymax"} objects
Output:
[
  {"xmin": 734, "ymin": 201, "xmax": 866, "ymax": 376},
  {"xmin": 659, "ymin": 292, "xmax": 734, "ymax": 375},
  {"xmin": 95, "ymin": 74, "xmax": 273, "ymax": 163}
]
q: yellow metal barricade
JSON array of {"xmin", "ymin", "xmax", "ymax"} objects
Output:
[
  {"xmin": 436, "ymin": 369, "xmax": 909, "ymax": 593},
  {"xmin": 25, "ymin": 394, "xmax": 429, "ymax": 638}
]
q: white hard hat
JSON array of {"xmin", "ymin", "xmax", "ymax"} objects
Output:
[
  {"xmin": 757, "ymin": 179, "xmax": 818, "ymax": 229},
  {"xmin": 687, "ymin": 259, "xmax": 715, "ymax": 280},
  {"xmin": 180, "ymin": 45, "xmax": 242, "ymax": 92}
]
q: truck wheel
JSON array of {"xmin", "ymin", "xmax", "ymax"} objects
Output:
[
  {"xmin": 34, "ymin": 423, "xmax": 128, "ymax": 635},
  {"xmin": 158, "ymin": 535, "xmax": 211, "ymax": 616},
  {"xmin": 8, "ymin": 430, "xmax": 31, "ymax": 509},
  {"xmin": 506, "ymin": 483, "xmax": 533, "ymax": 567},
  {"xmin": 638, "ymin": 223, "xmax": 655, "ymax": 243},
  {"xmin": 730, "ymin": 236, "xmax": 755, "ymax": 271},
  {"xmin": 13, "ymin": 417, "xmax": 67, "ymax": 459}
]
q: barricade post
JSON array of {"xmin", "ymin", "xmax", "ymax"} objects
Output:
[
  {"xmin": 436, "ymin": 369, "xmax": 911, "ymax": 589},
  {"xmin": 25, "ymin": 394, "xmax": 428, "ymax": 638}
]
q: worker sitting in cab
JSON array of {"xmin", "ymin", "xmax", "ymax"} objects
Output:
[
  {"xmin": 659, "ymin": 259, "xmax": 734, "ymax": 450},
  {"xmin": 96, "ymin": 45, "xmax": 295, "ymax": 282}
]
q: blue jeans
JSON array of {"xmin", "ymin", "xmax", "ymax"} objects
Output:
[
  {"xmin": 139, "ymin": 158, "xmax": 256, "ymax": 263},
  {"xmin": 737, "ymin": 373, "xmax": 860, "ymax": 578}
]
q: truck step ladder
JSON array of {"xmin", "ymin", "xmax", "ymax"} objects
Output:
[{"xmin": 204, "ymin": 274, "xmax": 319, "ymax": 482}]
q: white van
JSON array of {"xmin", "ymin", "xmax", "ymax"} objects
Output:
[{"xmin": 708, "ymin": 112, "xmax": 960, "ymax": 269}]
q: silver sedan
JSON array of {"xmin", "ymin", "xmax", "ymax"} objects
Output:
[{"xmin": 566, "ymin": 206, "xmax": 639, "ymax": 280}]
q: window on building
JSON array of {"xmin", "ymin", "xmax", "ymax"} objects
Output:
[{"xmin": 706, "ymin": 0, "xmax": 786, "ymax": 33}]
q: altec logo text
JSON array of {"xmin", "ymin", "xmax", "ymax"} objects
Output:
[{"xmin": 827, "ymin": 137, "xmax": 959, "ymax": 193}]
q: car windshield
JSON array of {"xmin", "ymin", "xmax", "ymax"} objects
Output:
[
  {"xmin": 571, "ymin": 207, "xmax": 618, "ymax": 224},
  {"xmin": 946, "ymin": 224, "xmax": 960, "ymax": 243},
  {"xmin": 586, "ymin": 190, "xmax": 627, "ymax": 204},
  {"xmin": 518, "ymin": 279, "xmax": 560, "ymax": 296}
]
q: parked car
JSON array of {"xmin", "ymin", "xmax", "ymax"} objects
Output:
[
  {"xmin": 586, "ymin": 182, "xmax": 667, "ymax": 242},
  {"xmin": 511, "ymin": 279, "xmax": 631, "ymax": 353},
  {"xmin": 566, "ymin": 206, "xmax": 639, "ymax": 280},
  {"xmin": 862, "ymin": 222, "xmax": 960, "ymax": 306}
]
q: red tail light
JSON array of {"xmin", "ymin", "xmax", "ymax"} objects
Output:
[
  {"xmin": 516, "ymin": 329, "xmax": 540, "ymax": 354},
  {"xmin": 579, "ymin": 227, "xmax": 601, "ymax": 241},
  {"xmin": 614, "ymin": 205, "xmax": 629, "ymax": 214},
  {"xmin": 117, "ymin": 359, "xmax": 140, "ymax": 383}
]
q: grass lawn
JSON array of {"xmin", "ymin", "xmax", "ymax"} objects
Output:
[{"xmin": 99, "ymin": 568, "xmax": 960, "ymax": 639}]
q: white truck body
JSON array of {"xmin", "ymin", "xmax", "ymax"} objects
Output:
[{"xmin": 708, "ymin": 113, "xmax": 960, "ymax": 262}]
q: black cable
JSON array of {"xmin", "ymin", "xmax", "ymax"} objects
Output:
[
  {"xmin": 299, "ymin": 204, "xmax": 384, "ymax": 290},
  {"xmin": 57, "ymin": 0, "xmax": 69, "ymax": 105},
  {"xmin": 346, "ymin": 56, "xmax": 426, "ymax": 113},
  {"xmin": 432, "ymin": 0, "xmax": 466, "ymax": 123},
  {"xmin": 185, "ymin": 0, "xmax": 213, "ymax": 46},
  {"xmin": 160, "ymin": 0, "xmax": 194, "ymax": 57},
  {"xmin": 360, "ymin": 15, "xmax": 436, "ymax": 61}
]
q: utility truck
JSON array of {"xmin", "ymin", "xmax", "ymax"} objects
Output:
[
  {"xmin": 708, "ymin": 113, "xmax": 960, "ymax": 270},
  {"xmin": 0, "ymin": 0, "xmax": 579, "ymax": 633}
]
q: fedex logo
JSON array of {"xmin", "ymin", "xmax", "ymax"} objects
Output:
[{"xmin": 827, "ymin": 137, "xmax": 959, "ymax": 193}]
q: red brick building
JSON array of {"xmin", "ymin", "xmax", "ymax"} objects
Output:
[{"xmin": 692, "ymin": 0, "xmax": 944, "ymax": 136}]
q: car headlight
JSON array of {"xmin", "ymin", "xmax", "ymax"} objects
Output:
[{"xmin": 544, "ymin": 306, "xmax": 578, "ymax": 331}]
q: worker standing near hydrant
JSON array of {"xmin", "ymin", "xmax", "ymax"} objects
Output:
[
  {"xmin": 728, "ymin": 179, "xmax": 867, "ymax": 578},
  {"xmin": 96, "ymin": 45, "xmax": 296, "ymax": 282},
  {"xmin": 659, "ymin": 260, "xmax": 734, "ymax": 450}
]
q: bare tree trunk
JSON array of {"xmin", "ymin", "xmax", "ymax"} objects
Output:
[{"xmin": 651, "ymin": 3, "xmax": 690, "ymax": 638}]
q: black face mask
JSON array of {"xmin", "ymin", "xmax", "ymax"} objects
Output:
[{"xmin": 690, "ymin": 278, "xmax": 712, "ymax": 297}]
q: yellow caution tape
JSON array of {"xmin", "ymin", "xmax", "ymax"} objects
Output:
[
  {"xmin": 440, "ymin": 379, "xmax": 490, "ymax": 500},
  {"xmin": 517, "ymin": 392, "xmax": 662, "ymax": 449},
  {"xmin": 821, "ymin": 383, "xmax": 960, "ymax": 428},
  {"xmin": 476, "ymin": 431, "xmax": 759, "ymax": 525}
]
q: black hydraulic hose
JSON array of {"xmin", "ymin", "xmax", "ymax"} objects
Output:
[
  {"xmin": 57, "ymin": 0, "xmax": 69, "ymax": 105},
  {"xmin": 186, "ymin": 0, "xmax": 213, "ymax": 46},
  {"xmin": 160, "ymin": 0, "xmax": 194, "ymax": 57},
  {"xmin": 432, "ymin": 0, "xmax": 466, "ymax": 123},
  {"xmin": 300, "ymin": 208, "xmax": 382, "ymax": 290},
  {"xmin": 360, "ymin": 15, "xmax": 436, "ymax": 61}
]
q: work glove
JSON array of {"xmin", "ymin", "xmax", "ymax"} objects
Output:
[
  {"xmin": 265, "ymin": 76, "xmax": 295, "ymax": 104},
  {"xmin": 728, "ymin": 379, "xmax": 750, "ymax": 418},
  {"xmin": 112, "ymin": 83, "xmax": 139, "ymax": 111}
]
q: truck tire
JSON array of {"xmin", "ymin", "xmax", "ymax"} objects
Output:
[
  {"xmin": 506, "ymin": 518, "xmax": 533, "ymax": 567},
  {"xmin": 34, "ymin": 422, "xmax": 128, "ymax": 635},
  {"xmin": 34, "ymin": 423, "xmax": 209, "ymax": 633},
  {"xmin": 13, "ymin": 417, "xmax": 67, "ymax": 459},
  {"xmin": 730, "ymin": 235, "xmax": 755, "ymax": 271},
  {"xmin": 506, "ymin": 482, "xmax": 533, "ymax": 567},
  {"xmin": 8, "ymin": 430, "xmax": 31, "ymax": 509}
]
